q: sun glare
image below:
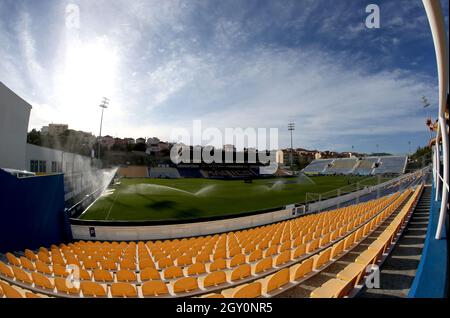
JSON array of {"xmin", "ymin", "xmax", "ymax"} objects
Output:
[{"xmin": 56, "ymin": 37, "xmax": 119, "ymax": 130}]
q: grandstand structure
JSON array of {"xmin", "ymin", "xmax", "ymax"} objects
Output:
[
  {"xmin": 303, "ymin": 156, "xmax": 408, "ymax": 176},
  {"xmin": 0, "ymin": 182, "xmax": 425, "ymax": 298}
]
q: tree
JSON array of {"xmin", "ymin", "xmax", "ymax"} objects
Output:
[
  {"xmin": 27, "ymin": 129, "xmax": 41, "ymax": 146},
  {"xmin": 133, "ymin": 143, "xmax": 147, "ymax": 152}
]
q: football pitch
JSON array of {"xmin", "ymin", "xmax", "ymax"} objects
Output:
[{"xmin": 80, "ymin": 176, "xmax": 386, "ymax": 221}]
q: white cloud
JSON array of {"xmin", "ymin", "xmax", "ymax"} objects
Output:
[{"xmin": 0, "ymin": 0, "xmax": 440, "ymax": 153}]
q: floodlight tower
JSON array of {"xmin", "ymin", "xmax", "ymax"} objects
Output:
[
  {"xmin": 98, "ymin": 97, "xmax": 110, "ymax": 161},
  {"xmin": 422, "ymin": 96, "xmax": 433, "ymax": 140},
  {"xmin": 288, "ymin": 123, "xmax": 295, "ymax": 170}
]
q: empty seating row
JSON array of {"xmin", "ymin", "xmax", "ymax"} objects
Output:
[
  {"xmin": 304, "ymin": 156, "xmax": 408, "ymax": 176},
  {"xmin": 310, "ymin": 185, "xmax": 422, "ymax": 298},
  {"xmin": 212, "ymin": 188, "xmax": 416, "ymax": 298},
  {"xmin": 0, "ymin": 189, "xmax": 412, "ymax": 298}
]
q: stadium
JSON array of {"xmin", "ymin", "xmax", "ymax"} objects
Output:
[{"xmin": 0, "ymin": 0, "xmax": 448, "ymax": 304}]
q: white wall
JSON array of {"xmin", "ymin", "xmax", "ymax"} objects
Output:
[
  {"xmin": 0, "ymin": 82, "xmax": 31, "ymax": 170},
  {"xmin": 71, "ymin": 208, "xmax": 294, "ymax": 241},
  {"xmin": 25, "ymin": 144, "xmax": 114, "ymax": 201}
]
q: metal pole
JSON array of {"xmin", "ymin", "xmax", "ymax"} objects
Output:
[
  {"xmin": 98, "ymin": 97, "xmax": 109, "ymax": 162},
  {"xmin": 290, "ymin": 130, "xmax": 293, "ymax": 169},
  {"xmin": 422, "ymin": 0, "xmax": 449, "ymax": 240},
  {"xmin": 288, "ymin": 123, "xmax": 295, "ymax": 172}
]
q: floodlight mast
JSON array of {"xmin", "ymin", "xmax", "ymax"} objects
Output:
[
  {"xmin": 422, "ymin": 96, "xmax": 433, "ymax": 140},
  {"xmin": 288, "ymin": 123, "xmax": 295, "ymax": 171},
  {"xmin": 98, "ymin": 97, "xmax": 110, "ymax": 161}
]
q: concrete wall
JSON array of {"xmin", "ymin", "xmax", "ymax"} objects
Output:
[
  {"xmin": 71, "ymin": 208, "xmax": 294, "ymax": 241},
  {"xmin": 0, "ymin": 82, "xmax": 31, "ymax": 170}
]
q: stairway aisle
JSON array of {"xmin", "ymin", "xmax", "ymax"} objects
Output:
[{"xmin": 358, "ymin": 185, "xmax": 431, "ymax": 298}]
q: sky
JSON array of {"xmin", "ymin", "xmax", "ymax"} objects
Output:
[{"xmin": 0, "ymin": 0, "xmax": 448, "ymax": 154}]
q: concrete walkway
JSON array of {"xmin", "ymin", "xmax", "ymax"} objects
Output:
[{"xmin": 358, "ymin": 186, "xmax": 431, "ymax": 298}]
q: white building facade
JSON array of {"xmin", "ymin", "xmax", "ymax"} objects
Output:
[{"xmin": 0, "ymin": 82, "xmax": 32, "ymax": 171}]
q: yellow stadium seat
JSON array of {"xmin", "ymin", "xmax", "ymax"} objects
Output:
[
  {"xmin": 196, "ymin": 252, "xmax": 211, "ymax": 263},
  {"xmin": 306, "ymin": 238, "xmax": 320, "ymax": 253},
  {"xmin": 203, "ymin": 271, "xmax": 227, "ymax": 288},
  {"xmin": 163, "ymin": 266, "xmax": 184, "ymax": 280},
  {"xmin": 119, "ymin": 259, "xmax": 136, "ymax": 270},
  {"xmin": 230, "ymin": 254, "xmax": 246, "ymax": 267},
  {"xmin": 93, "ymin": 269, "xmax": 114, "ymax": 282},
  {"xmin": 209, "ymin": 259, "xmax": 227, "ymax": 271},
  {"xmin": 55, "ymin": 277, "xmax": 80, "ymax": 295},
  {"xmin": 355, "ymin": 249, "xmax": 380, "ymax": 266},
  {"xmin": 368, "ymin": 240, "xmax": 388, "ymax": 254},
  {"xmin": 279, "ymin": 241, "xmax": 291, "ymax": 252},
  {"xmin": 319, "ymin": 233, "xmax": 331, "ymax": 247},
  {"xmin": 330, "ymin": 230, "xmax": 339, "ymax": 242},
  {"xmin": 314, "ymin": 248, "xmax": 332, "ymax": 270},
  {"xmin": 19, "ymin": 257, "xmax": 35, "ymax": 272},
  {"xmin": 275, "ymin": 250, "xmax": 291, "ymax": 266},
  {"xmin": 343, "ymin": 232, "xmax": 355, "ymax": 250},
  {"xmin": 310, "ymin": 278, "xmax": 353, "ymax": 298},
  {"xmin": 80, "ymin": 281, "xmax": 107, "ymax": 298},
  {"xmin": 230, "ymin": 264, "xmax": 251, "ymax": 281},
  {"xmin": 139, "ymin": 258, "xmax": 156, "ymax": 270},
  {"xmin": 264, "ymin": 245, "xmax": 278, "ymax": 258},
  {"xmin": 100, "ymin": 260, "xmax": 117, "ymax": 271},
  {"xmin": 12, "ymin": 266, "xmax": 32, "ymax": 285},
  {"xmin": 187, "ymin": 263, "xmax": 206, "ymax": 276},
  {"xmin": 176, "ymin": 255, "xmax": 193, "ymax": 266},
  {"xmin": 37, "ymin": 251, "xmax": 51, "ymax": 264},
  {"xmin": 83, "ymin": 259, "xmax": 98, "ymax": 270},
  {"xmin": 363, "ymin": 223, "xmax": 371, "ymax": 236},
  {"xmin": 36, "ymin": 260, "xmax": 52, "ymax": 275},
  {"xmin": 142, "ymin": 281, "xmax": 169, "ymax": 297},
  {"xmin": 248, "ymin": 249, "xmax": 263, "ymax": 262},
  {"xmin": 0, "ymin": 281, "xmax": 23, "ymax": 298},
  {"xmin": 228, "ymin": 247, "xmax": 242, "ymax": 258},
  {"xmin": 254, "ymin": 257, "xmax": 273, "ymax": 274},
  {"xmin": 79, "ymin": 269, "xmax": 92, "ymax": 281},
  {"xmin": 302, "ymin": 232, "xmax": 313, "ymax": 244},
  {"xmin": 25, "ymin": 292, "xmax": 41, "ymax": 298},
  {"xmin": 331, "ymin": 240, "xmax": 344, "ymax": 259},
  {"xmin": 6, "ymin": 253, "xmax": 20, "ymax": 267},
  {"xmin": 111, "ymin": 282, "xmax": 137, "ymax": 298},
  {"xmin": 260, "ymin": 268, "xmax": 290, "ymax": 294},
  {"xmin": 289, "ymin": 258, "xmax": 314, "ymax": 282},
  {"xmin": 0, "ymin": 261, "xmax": 14, "ymax": 278},
  {"xmin": 140, "ymin": 267, "xmax": 161, "ymax": 281},
  {"xmin": 117, "ymin": 270, "xmax": 137, "ymax": 282},
  {"xmin": 32, "ymin": 272, "xmax": 54, "ymax": 290},
  {"xmin": 213, "ymin": 249, "xmax": 227, "ymax": 260},
  {"xmin": 336, "ymin": 263, "xmax": 366, "ymax": 285},
  {"xmin": 200, "ymin": 293, "xmax": 225, "ymax": 298},
  {"xmin": 158, "ymin": 257, "xmax": 174, "ymax": 269},
  {"xmin": 24, "ymin": 249, "xmax": 37, "ymax": 261},
  {"xmin": 355, "ymin": 228, "xmax": 364, "ymax": 242},
  {"xmin": 173, "ymin": 277, "xmax": 199, "ymax": 293},
  {"xmin": 293, "ymin": 244, "xmax": 306, "ymax": 259},
  {"xmin": 222, "ymin": 282, "xmax": 261, "ymax": 298}
]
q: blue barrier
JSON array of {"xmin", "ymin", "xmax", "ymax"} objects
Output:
[
  {"xmin": 0, "ymin": 169, "xmax": 70, "ymax": 253},
  {"xmin": 408, "ymin": 185, "xmax": 448, "ymax": 298}
]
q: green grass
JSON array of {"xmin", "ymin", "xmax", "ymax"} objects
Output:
[{"xmin": 80, "ymin": 176, "xmax": 385, "ymax": 221}]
